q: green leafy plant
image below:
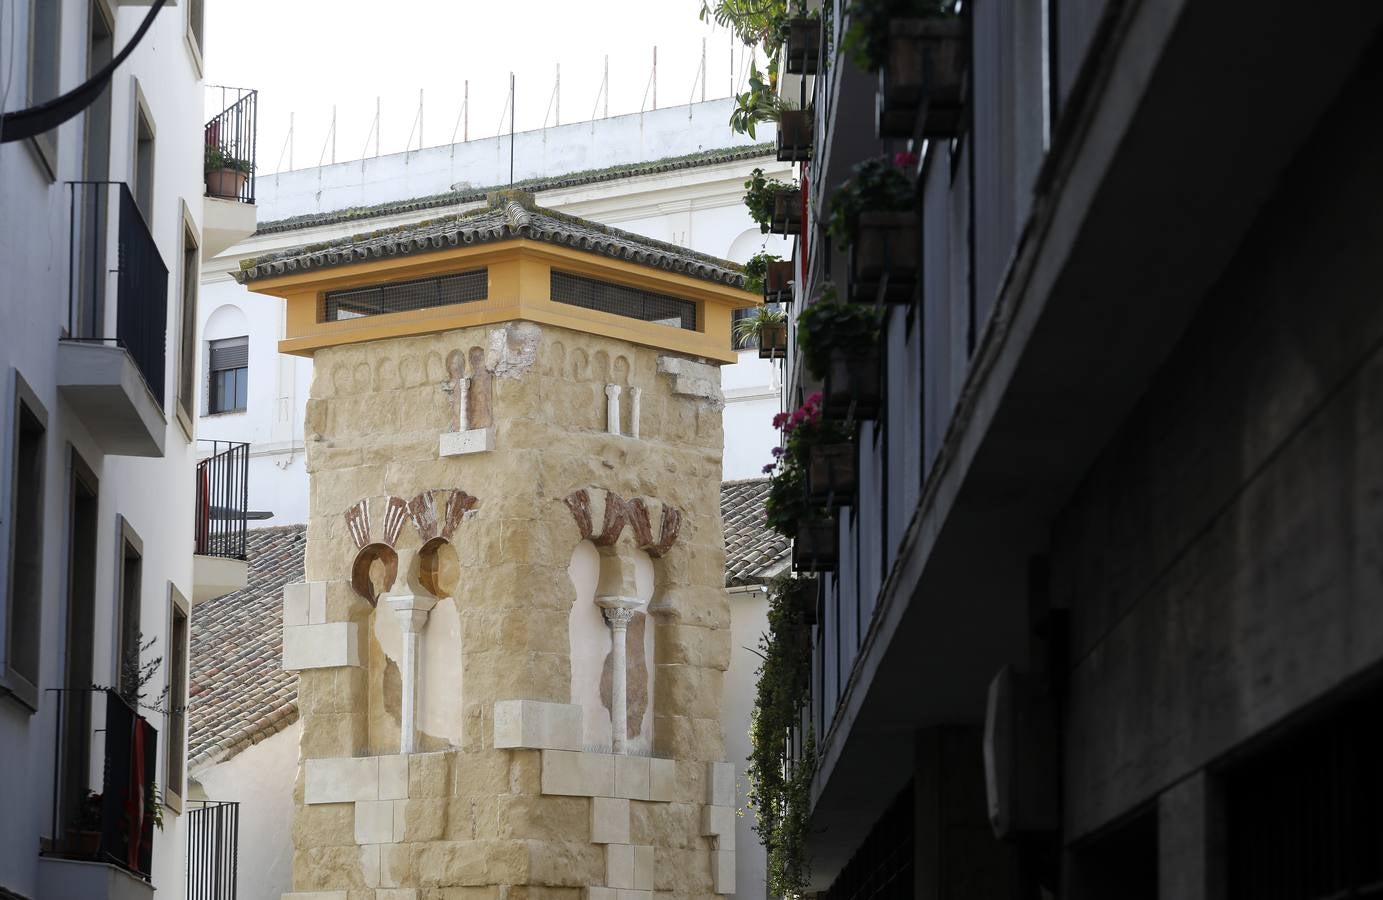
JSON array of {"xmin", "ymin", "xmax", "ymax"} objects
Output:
[
  {"xmin": 828, "ymin": 155, "xmax": 914, "ymax": 243},
  {"xmin": 797, "ymin": 290, "xmax": 883, "ymax": 379},
  {"xmin": 742, "ymin": 250, "xmax": 783, "ymax": 295},
  {"xmin": 204, "ymin": 144, "xmax": 253, "ymax": 174},
  {"xmin": 730, "ymin": 60, "xmax": 792, "ymax": 138},
  {"xmin": 735, "ymin": 305, "xmax": 788, "ymax": 349},
  {"xmin": 843, "ymin": 0, "xmax": 957, "ymax": 71},
  {"xmin": 745, "ymin": 167, "xmax": 798, "ymax": 234},
  {"xmin": 763, "ymin": 391, "xmax": 851, "ymax": 537},
  {"xmin": 701, "ymin": 0, "xmax": 792, "ymax": 53},
  {"xmin": 747, "ymin": 571, "xmax": 817, "ymax": 898}
]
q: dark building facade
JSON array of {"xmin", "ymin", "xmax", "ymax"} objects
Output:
[{"xmin": 780, "ymin": 2, "xmax": 1383, "ymax": 897}]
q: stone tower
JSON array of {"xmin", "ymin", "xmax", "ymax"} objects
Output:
[{"xmin": 237, "ymin": 192, "xmax": 753, "ymax": 899}]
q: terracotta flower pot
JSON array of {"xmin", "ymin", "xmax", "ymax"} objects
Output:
[
  {"xmin": 758, "ymin": 321, "xmax": 788, "ymax": 360},
  {"xmin": 807, "ymin": 442, "xmax": 858, "ymax": 506},
  {"xmin": 876, "ymin": 17, "xmax": 967, "ymax": 139},
  {"xmin": 769, "ymin": 189, "xmax": 803, "ymax": 235},
  {"xmin": 764, "ymin": 260, "xmax": 796, "ymax": 304},
  {"xmin": 785, "ymin": 17, "xmax": 822, "ymax": 75},
  {"xmin": 205, "ymin": 167, "xmax": 248, "ymax": 200},
  {"xmin": 849, "ymin": 210, "xmax": 920, "ymax": 304},
  {"xmin": 776, "ymin": 109, "xmax": 814, "ymax": 163},
  {"xmin": 792, "ymin": 517, "xmax": 838, "ymax": 572},
  {"xmin": 823, "ymin": 346, "xmax": 882, "ymax": 422}
]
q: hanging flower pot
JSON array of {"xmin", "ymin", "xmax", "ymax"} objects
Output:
[
  {"xmin": 792, "ymin": 517, "xmax": 838, "ymax": 572},
  {"xmin": 877, "ymin": 17, "xmax": 968, "ymax": 139},
  {"xmin": 776, "ymin": 109, "xmax": 814, "ymax": 163},
  {"xmin": 764, "ymin": 260, "xmax": 795, "ymax": 304},
  {"xmin": 759, "ymin": 320, "xmax": 789, "ymax": 360},
  {"xmin": 769, "ymin": 188, "xmax": 803, "ymax": 235},
  {"xmin": 785, "ymin": 17, "xmax": 822, "ymax": 75},
  {"xmin": 849, "ymin": 211, "xmax": 920, "ymax": 304},
  {"xmin": 807, "ymin": 441, "xmax": 857, "ymax": 506},
  {"xmin": 823, "ymin": 346, "xmax": 882, "ymax": 422}
]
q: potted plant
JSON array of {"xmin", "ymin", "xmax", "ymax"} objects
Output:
[
  {"xmin": 879, "ymin": 6, "xmax": 967, "ymax": 138},
  {"xmin": 744, "ymin": 167, "xmax": 800, "ymax": 235},
  {"xmin": 764, "ymin": 260, "xmax": 795, "ymax": 304},
  {"xmin": 784, "ymin": 14, "xmax": 822, "ymax": 74},
  {"xmin": 830, "ymin": 155, "xmax": 919, "ymax": 303},
  {"xmin": 776, "ymin": 108, "xmax": 814, "ymax": 162},
  {"xmin": 792, "ymin": 516, "xmax": 838, "ymax": 571},
  {"xmin": 798, "ymin": 288, "xmax": 884, "ymax": 420},
  {"xmin": 734, "ymin": 306, "xmax": 789, "ymax": 359},
  {"xmin": 205, "ymin": 144, "xmax": 252, "ymax": 199},
  {"xmin": 808, "ymin": 440, "xmax": 857, "ymax": 506},
  {"xmin": 743, "ymin": 250, "xmax": 783, "ymax": 296},
  {"xmin": 730, "ymin": 60, "xmax": 790, "ymax": 138},
  {"xmin": 68, "ymin": 790, "xmax": 104, "ymax": 857}
]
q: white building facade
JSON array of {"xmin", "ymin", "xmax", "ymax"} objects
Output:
[{"xmin": 0, "ymin": 1, "xmax": 251, "ymax": 898}]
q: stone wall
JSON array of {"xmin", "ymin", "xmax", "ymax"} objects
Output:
[{"xmin": 283, "ymin": 320, "xmax": 735, "ymax": 898}]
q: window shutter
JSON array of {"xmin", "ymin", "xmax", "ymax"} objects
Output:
[{"xmin": 209, "ymin": 337, "xmax": 248, "ymax": 372}]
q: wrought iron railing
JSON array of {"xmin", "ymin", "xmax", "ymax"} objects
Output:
[
  {"xmin": 186, "ymin": 800, "xmax": 239, "ymax": 900},
  {"xmin": 45, "ymin": 687, "xmax": 158, "ymax": 880},
  {"xmin": 65, "ymin": 181, "xmax": 169, "ymax": 404},
  {"xmin": 195, "ymin": 440, "xmax": 249, "ymax": 560},
  {"xmin": 204, "ymin": 86, "xmax": 257, "ymax": 204}
]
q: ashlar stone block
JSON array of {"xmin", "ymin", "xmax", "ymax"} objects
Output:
[
  {"xmin": 614, "ymin": 755, "xmax": 650, "ymax": 801},
  {"xmin": 375, "ymin": 891, "xmax": 419, "ymax": 900},
  {"xmin": 493, "ymin": 699, "xmax": 583, "ymax": 751},
  {"xmin": 633, "ymin": 845, "xmax": 654, "ymax": 891},
  {"xmin": 359, "ymin": 843, "xmax": 380, "ymax": 887},
  {"xmin": 707, "ymin": 761, "xmax": 735, "ymax": 807},
  {"xmin": 605, "ymin": 843, "xmax": 635, "ymax": 889},
  {"xmin": 280, "ymin": 894, "xmax": 347, "ymax": 900},
  {"xmin": 711, "ymin": 849, "xmax": 736, "ymax": 895},
  {"xmin": 585, "ymin": 890, "xmax": 617, "ymax": 900},
  {"xmin": 648, "ymin": 758, "xmax": 676, "ymax": 802},
  {"xmin": 284, "ymin": 581, "xmax": 328, "ymax": 627},
  {"xmin": 305, "ymin": 756, "xmax": 379, "ymax": 805},
  {"xmin": 701, "ymin": 805, "xmax": 734, "ymax": 838},
  {"xmin": 354, "ymin": 800, "xmax": 395, "ymax": 845},
  {"xmin": 616, "ymin": 892, "xmax": 653, "ymax": 900},
  {"xmin": 378, "ymin": 755, "xmax": 408, "ymax": 801},
  {"xmin": 541, "ymin": 750, "xmax": 615, "ymax": 797},
  {"xmin": 284, "ymin": 622, "xmax": 361, "ymax": 671},
  {"xmin": 439, "ymin": 427, "xmax": 496, "ymax": 456},
  {"xmin": 591, "ymin": 797, "xmax": 631, "ymax": 845}
]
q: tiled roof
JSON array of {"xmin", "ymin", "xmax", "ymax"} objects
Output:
[
  {"xmin": 254, "ymin": 143, "xmax": 775, "ymax": 236},
  {"xmin": 722, "ymin": 478, "xmax": 791, "ymax": 587},
  {"xmin": 235, "ymin": 192, "xmax": 746, "ymax": 288},
  {"xmin": 187, "ymin": 524, "xmax": 305, "ymax": 772},
  {"xmin": 188, "ymin": 481, "xmax": 785, "ymax": 769}
]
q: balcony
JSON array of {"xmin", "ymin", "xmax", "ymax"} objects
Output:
[
  {"xmin": 59, "ymin": 182, "xmax": 167, "ymax": 458},
  {"xmin": 38, "ymin": 689, "xmax": 158, "ymax": 900},
  {"xmin": 202, "ymin": 86, "xmax": 257, "ymax": 258},
  {"xmin": 193, "ymin": 440, "xmax": 249, "ymax": 604}
]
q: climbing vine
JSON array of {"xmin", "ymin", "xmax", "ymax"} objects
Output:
[{"xmin": 747, "ymin": 573, "xmax": 816, "ymax": 898}]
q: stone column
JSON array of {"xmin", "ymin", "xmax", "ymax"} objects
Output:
[
  {"xmin": 629, "ymin": 387, "xmax": 642, "ymax": 438},
  {"xmin": 386, "ymin": 592, "xmax": 438, "ymax": 754},
  {"xmin": 597, "ymin": 596, "xmax": 640, "ymax": 754},
  {"xmin": 456, "ymin": 376, "xmax": 471, "ymax": 431},
  {"xmin": 605, "ymin": 384, "xmax": 622, "ymax": 435}
]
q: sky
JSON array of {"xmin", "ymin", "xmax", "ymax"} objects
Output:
[{"xmin": 203, "ymin": 0, "xmax": 759, "ymax": 174}]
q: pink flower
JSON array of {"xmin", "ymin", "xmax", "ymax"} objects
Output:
[
  {"xmin": 762, "ymin": 463, "xmax": 776, "ymax": 474},
  {"xmin": 894, "ymin": 150, "xmax": 919, "ymax": 168},
  {"xmin": 771, "ymin": 446, "xmax": 784, "ymax": 457},
  {"xmin": 772, "ymin": 412, "xmax": 789, "ymax": 428},
  {"xmin": 805, "ymin": 391, "xmax": 823, "ymax": 406}
]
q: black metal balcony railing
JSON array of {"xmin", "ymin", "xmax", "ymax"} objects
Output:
[
  {"xmin": 196, "ymin": 440, "xmax": 249, "ymax": 560},
  {"xmin": 204, "ymin": 86, "xmax": 257, "ymax": 204},
  {"xmin": 46, "ymin": 688, "xmax": 158, "ymax": 880},
  {"xmin": 66, "ymin": 181, "xmax": 169, "ymax": 404},
  {"xmin": 186, "ymin": 801, "xmax": 239, "ymax": 900}
]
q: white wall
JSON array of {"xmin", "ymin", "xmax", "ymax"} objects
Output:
[
  {"xmin": 193, "ymin": 722, "xmax": 300, "ymax": 900},
  {"xmin": 0, "ymin": 0, "xmax": 207, "ymax": 895},
  {"xmin": 724, "ymin": 585, "xmax": 772, "ymax": 900}
]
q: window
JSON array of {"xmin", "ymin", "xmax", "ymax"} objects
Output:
[
  {"xmin": 132, "ymin": 84, "xmax": 156, "ymax": 224},
  {"xmin": 177, "ymin": 219, "xmax": 200, "ymax": 429},
  {"xmin": 27, "ymin": 0, "xmax": 62, "ymax": 175},
  {"xmin": 186, "ymin": 0, "xmax": 205, "ymax": 71},
  {"xmin": 321, "ymin": 269, "xmax": 488, "ymax": 322},
  {"xmin": 115, "ymin": 519, "xmax": 142, "ymax": 704},
  {"xmin": 84, "ymin": 1, "xmax": 113, "ymax": 182},
  {"xmin": 59, "ymin": 451, "xmax": 98, "ymax": 842},
  {"xmin": 550, "ymin": 271, "xmax": 697, "ymax": 331},
  {"xmin": 165, "ymin": 586, "xmax": 188, "ymax": 811},
  {"xmin": 207, "ymin": 337, "xmax": 248, "ymax": 414},
  {"xmin": 3, "ymin": 375, "xmax": 47, "ymax": 708}
]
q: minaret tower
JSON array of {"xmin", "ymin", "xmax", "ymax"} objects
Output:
[{"xmin": 238, "ymin": 190, "xmax": 754, "ymax": 899}]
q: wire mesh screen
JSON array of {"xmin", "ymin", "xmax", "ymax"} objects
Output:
[
  {"xmin": 321, "ymin": 269, "xmax": 488, "ymax": 322},
  {"xmin": 551, "ymin": 271, "xmax": 697, "ymax": 331}
]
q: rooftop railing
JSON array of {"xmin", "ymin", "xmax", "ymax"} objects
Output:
[
  {"xmin": 186, "ymin": 800, "xmax": 239, "ymax": 900},
  {"xmin": 204, "ymin": 86, "xmax": 257, "ymax": 204},
  {"xmin": 195, "ymin": 440, "xmax": 249, "ymax": 560}
]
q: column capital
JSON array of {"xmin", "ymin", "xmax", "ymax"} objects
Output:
[
  {"xmin": 385, "ymin": 592, "xmax": 438, "ymax": 633},
  {"xmin": 597, "ymin": 595, "xmax": 640, "ymax": 629}
]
